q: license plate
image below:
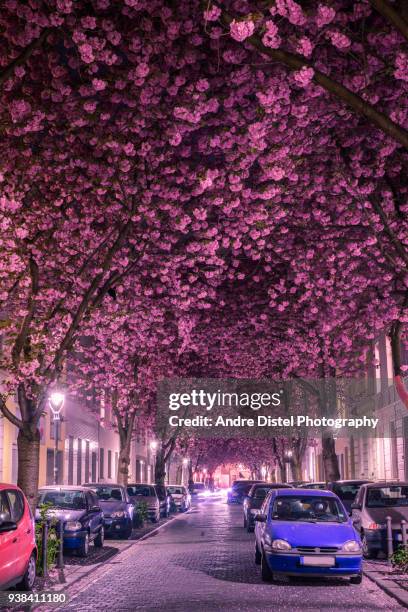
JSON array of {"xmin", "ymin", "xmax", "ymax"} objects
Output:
[{"xmin": 301, "ymin": 556, "xmax": 335, "ymax": 567}]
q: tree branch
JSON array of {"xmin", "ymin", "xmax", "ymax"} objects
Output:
[
  {"xmin": 0, "ymin": 29, "xmax": 51, "ymax": 87},
  {"xmin": 370, "ymin": 0, "xmax": 408, "ymax": 43},
  {"xmin": 0, "ymin": 395, "xmax": 23, "ymax": 429},
  {"xmin": 220, "ymin": 11, "xmax": 408, "ymax": 148}
]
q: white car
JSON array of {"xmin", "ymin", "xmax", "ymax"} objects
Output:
[{"xmin": 167, "ymin": 485, "xmax": 191, "ymax": 512}]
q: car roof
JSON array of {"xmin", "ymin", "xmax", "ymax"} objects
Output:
[
  {"xmin": 274, "ymin": 488, "xmax": 337, "ymax": 498},
  {"xmin": 0, "ymin": 483, "xmax": 22, "ymax": 491},
  {"xmin": 330, "ymin": 479, "xmax": 372, "ymax": 485},
  {"xmin": 127, "ymin": 483, "xmax": 153, "ymax": 486},
  {"xmin": 363, "ymin": 481, "xmax": 408, "ymax": 488},
  {"xmin": 83, "ymin": 482, "xmax": 125, "ymax": 488},
  {"xmin": 39, "ymin": 485, "xmax": 90, "ymax": 492}
]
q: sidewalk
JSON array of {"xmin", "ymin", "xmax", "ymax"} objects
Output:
[
  {"xmin": 33, "ymin": 514, "xmax": 176, "ymax": 596},
  {"xmin": 364, "ymin": 559, "xmax": 408, "ymax": 608}
]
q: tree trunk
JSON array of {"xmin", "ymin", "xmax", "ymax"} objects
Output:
[
  {"xmin": 117, "ymin": 447, "xmax": 131, "ymax": 486},
  {"xmin": 322, "ymin": 435, "xmax": 340, "ymax": 482},
  {"xmin": 291, "ymin": 460, "xmax": 302, "ymax": 482},
  {"xmin": 279, "ymin": 464, "xmax": 286, "ymax": 483},
  {"xmin": 17, "ymin": 426, "xmax": 40, "ymax": 513},
  {"xmin": 208, "ymin": 472, "xmax": 214, "ymax": 491},
  {"xmin": 175, "ymin": 465, "xmax": 182, "ymax": 485},
  {"xmin": 188, "ymin": 463, "xmax": 194, "ymax": 489},
  {"xmin": 154, "ymin": 448, "xmax": 166, "ymax": 485}
]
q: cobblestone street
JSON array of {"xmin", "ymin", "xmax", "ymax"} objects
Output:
[{"xmin": 54, "ymin": 499, "xmax": 403, "ymax": 612}]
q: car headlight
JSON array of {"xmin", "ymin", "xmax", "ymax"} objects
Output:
[
  {"xmin": 271, "ymin": 539, "xmax": 292, "ymax": 551},
  {"xmin": 342, "ymin": 540, "xmax": 361, "ymax": 552},
  {"xmin": 65, "ymin": 521, "xmax": 82, "ymax": 531},
  {"xmin": 111, "ymin": 511, "xmax": 126, "ymax": 518}
]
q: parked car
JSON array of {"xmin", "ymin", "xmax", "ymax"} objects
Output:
[
  {"xmin": 351, "ymin": 482, "xmax": 408, "ymax": 558},
  {"xmin": 0, "ymin": 484, "xmax": 37, "ymax": 590},
  {"xmin": 300, "ymin": 482, "xmax": 327, "ymax": 490},
  {"xmin": 83, "ymin": 484, "xmax": 133, "ymax": 539},
  {"xmin": 189, "ymin": 482, "xmax": 208, "ymax": 498},
  {"xmin": 327, "ymin": 480, "xmax": 372, "ymax": 513},
  {"xmin": 167, "ymin": 485, "xmax": 191, "ymax": 512},
  {"xmin": 254, "ymin": 488, "xmax": 362, "ymax": 584},
  {"xmin": 127, "ymin": 484, "xmax": 160, "ymax": 523},
  {"xmin": 243, "ymin": 483, "xmax": 292, "ymax": 532},
  {"xmin": 155, "ymin": 484, "xmax": 171, "ymax": 517},
  {"xmin": 227, "ymin": 480, "xmax": 265, "ymax": 504},
  {"xmin": 37, "ymin": 486, "xmax": 104, "ymax": 557}
]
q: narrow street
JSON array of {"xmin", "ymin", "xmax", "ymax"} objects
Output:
[{"xmin": 56, "ymin": 499, "xmax": 402, "ymax": 612}]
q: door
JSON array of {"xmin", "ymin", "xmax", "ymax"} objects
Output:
[
  {"xmin": 0, "ymin": 491, "xmax": 19, "ymax": 587},
  {"xmin": 85, "ymin": 492, "xmax": 99, "ymax": 540},
  {"xmin": 6, "ymin": 489, "xmax": 28, "ymax": 577}
]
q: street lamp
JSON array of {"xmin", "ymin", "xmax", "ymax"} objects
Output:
[
  {"xmin": 49, "ymin": 391, "xmax": 65, "ymax": 485},
  {"xmin": 150, "ymin": 440, "xmax": 158, "ymax": 452}
]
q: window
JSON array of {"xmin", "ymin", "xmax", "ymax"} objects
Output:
[
  {"xmin": 39, "ymin": 489, "xmax": 86, "ymax": 510},
  {"xmin": 84, "ymin": 441, "xmax": 90, "ymax": 484},
  {"xmin": 92, "ymin": 451, "xmax": 97, "ymax": 483},
  {"xmin": 0, "ymin": 492, "xmax": 11, "ymax": 521},
  {"xmin": 6, "ymin": 490, "xmax": 24, "ymax": 523},
  {"xmin": 108, "ymin": 450, "xmax": 112, "ymax": 479},
  {"xmin": 99, "ymin": 448, "xmax": 104, "ymax": 479}
]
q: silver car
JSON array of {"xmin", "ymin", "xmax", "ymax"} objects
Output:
[
  {"xmin": 167, "ymin": 485, "xmax": 191, "ymax": 512},
  {"xmin": 127, "ymin": 484, "xmax": 160, "ymax": 523}
]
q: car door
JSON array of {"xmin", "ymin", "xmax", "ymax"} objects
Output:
[
  {"xmin": 351, "ymin": 486, "xmax": 364, "ymax": 534},
  {"xmin": 255, "ymin": 492, "xmax": 270, "ymax": 549},
  {"xmin": 0, "ymin": 490, "xmax": 19, "ymax": 587},
  {"xmin": 6, "ymin": 489, "xmax": 28, "ymax": 577},
  {"xmin": 86, "ymin": 491, "xmax": 100, "ymax": 540}
]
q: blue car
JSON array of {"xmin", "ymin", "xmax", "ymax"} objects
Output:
[
  {"xmin": 83, "ymin": 484, "xmax": 134, "ymax": 539},
  {"xmin": 37, "ymin": 486, "xmax": 104, "ymax": 557},
  {"xmin": 254, "ymin": 488, "xmax": 362, "ymax": 584}
]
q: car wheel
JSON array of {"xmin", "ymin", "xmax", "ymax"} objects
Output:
[
  {"xmin": 78, "ymin": 533, "xmax": 89, "ymax": 558},
  {"xmin": 94, "ymin": 526, "xmax": 104, "ymax": 548},
  {"xmin": 255, "ymin": 543, "xmax": 261, "ymax": 565},
  {"xmin": 350, "ymin": 573, "xmax": 363, "ymax": 585},
  {"xmin": 261, "ymin": 549, "xmax": 273, "ymax": 582},
  {"xmin": 361, "ymin": 534, "xmax": 376, "ymax": 559},
  {"xmin": 18, "ymin": 553, "xmax": 36, "ymax": 591}
]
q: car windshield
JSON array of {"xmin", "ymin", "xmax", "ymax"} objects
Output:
[
  {"xmin": 333, "ymin": 483, "xmax": 363, "ymax": 500},
  {"xmin": 39, "ymin": 490, "xmax": 87, "ymax": 510},
  {"xmin": 90, "ymin": 486, "xmax": 124, "ymax": 502},
  {"xmin": 367, "ymin": 486, "xmax": 408, "ymax": 507},
  {"xmin": 303, "ymin": 483, "xmax": 326, "ymax": 490},
  {"xmin": 252, "ymin": 486, "xmax": 273, "ymax": 499},
  {"xmin": 127, "ymin": 485, "xmax": 155, "ymax": 497},
  {"xmin": 168, "ymin": 486, "xmax": 185, "ymax": 495},
  {"xmin": 272, "ymin": 495, "xmax": 347, "ymax": 522}
]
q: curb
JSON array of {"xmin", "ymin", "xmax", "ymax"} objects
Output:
[{"xmin": 364, "ymin": 568, "xmax": 408, "ymax": 609}]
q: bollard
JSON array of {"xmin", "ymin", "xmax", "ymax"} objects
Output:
[
  {"xmin": 57, "ymin": 520, "xmax": 64, "ymax": 569},
  {"xmin": 402, "ymin": 520, "xmax": 407, "ymax": 548},
  {"xmin": 42, "ymin": 520, "xmax": 49, "ymax": 577},
  {"xmin": 386, "ymin": 515, "xmax": 393, "ymax": 560}
]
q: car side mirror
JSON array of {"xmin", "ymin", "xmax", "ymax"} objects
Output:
[
  {"xmin": 0, "ymin": 520, "xmax": 17, "ymax": 533},
  {"xmin": 254, "ymin": 514, "xmax": 267, "ymax": 523},
  {"xmin": 350, "ymin": 503, "xmax": 361, "ymax": 510}
]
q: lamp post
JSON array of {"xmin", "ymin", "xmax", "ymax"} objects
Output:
[{"xmin": 49, "ymin": 392, "xmax": 65, "ymax": 485}]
